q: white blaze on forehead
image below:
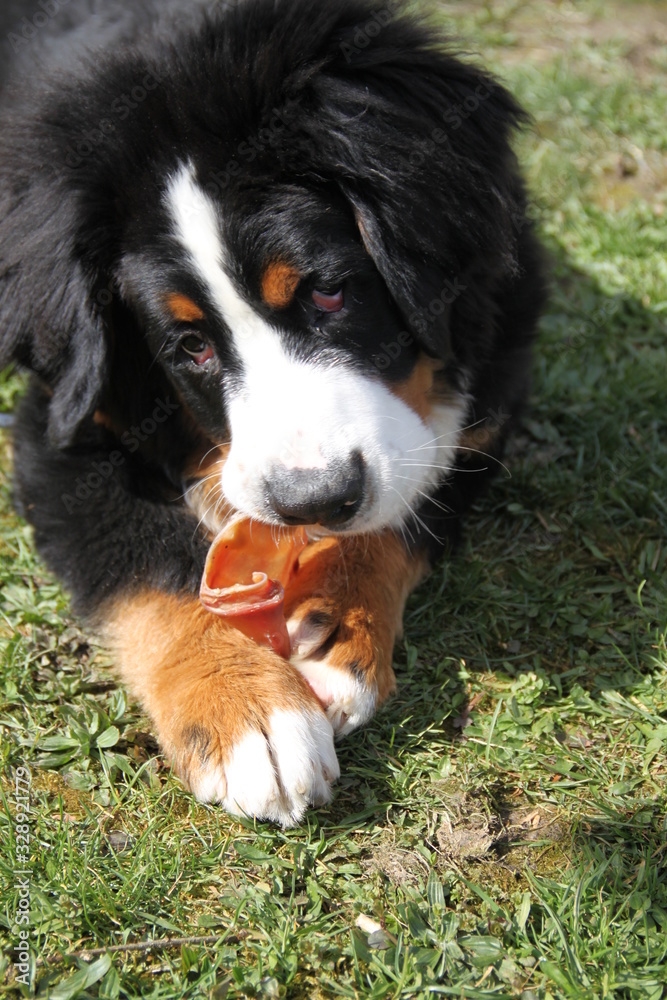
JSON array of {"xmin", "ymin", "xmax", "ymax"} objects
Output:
[
  {"xmin": 165, "ymin": 161, "xmax": 269, "ymax": 344},
  {"xmin": 165, "ymin": 161, "xmax": 467, "ymax": 532}
]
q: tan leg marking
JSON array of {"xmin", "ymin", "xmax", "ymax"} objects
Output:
[
  {"xmin": 102, "ymin": 591, "xmax": 339, "ymax": 826},
  {"xmin": 284, "ymin": 531, "xmax": 428, "ymax": 734}
]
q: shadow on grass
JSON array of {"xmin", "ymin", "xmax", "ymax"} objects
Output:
[
  {"xmin": 412, "ymin": 251, "xmax": 665, "ymax": 691},
  {"xmin": 318, "ymin": 253, "xmax": 666, "ymax": 851}
]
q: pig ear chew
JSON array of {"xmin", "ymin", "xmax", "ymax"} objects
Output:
[{"xmin": 200, "ymin": 518, "xmax": 308, "ymax": 658}]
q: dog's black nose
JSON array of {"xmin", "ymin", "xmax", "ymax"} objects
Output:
[{"xmin": 266, "ymin": 452, "xmax": 365, "ymax": 527}]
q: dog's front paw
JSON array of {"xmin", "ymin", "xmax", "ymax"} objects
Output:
[
  {"xmin": 284, "ymin": 533, "xmax": 427, "ymax": 736},
  {"xmin": 108, "ymin": 592, "xmax": 341, "ymax": 826},
  {"xmin": 175, "ymin": 700, "xmax": 339, "ymax": 826},
  {"xmin": 287, "ymin": 600, "xmax": 385, "ymax": 736}
]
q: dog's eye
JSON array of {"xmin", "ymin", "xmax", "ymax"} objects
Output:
[
  {"xmin": 312, "ymin": 288, "xmax": 344, "ymax": 313},
  {"xmin": 180, "ymin": 334, "xmax": 214, "ymax": 365}
]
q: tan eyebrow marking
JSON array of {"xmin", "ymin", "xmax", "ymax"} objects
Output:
[
  {"xmin": 261, "ymin": 261, "xmax": 301, "ymax": 310},
  {"xmin": 165, "ymin": 292, "xmax": 206, "ymax": 324}
]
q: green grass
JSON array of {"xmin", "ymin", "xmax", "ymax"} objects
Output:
[{"xmin": 1, "ymin": 1, "xmax": 666, "ymax": 996}]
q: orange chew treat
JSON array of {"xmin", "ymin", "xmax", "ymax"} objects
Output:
[{"xmin": 199, "ymin": 518, "xmax": 308, "ymax": 658}]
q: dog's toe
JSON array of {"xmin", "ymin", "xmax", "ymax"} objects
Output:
[{"xmin": 183, "ymin": 707, "xmax": 339, "ymax": 826}]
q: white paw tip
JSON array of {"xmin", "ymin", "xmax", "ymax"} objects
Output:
[
  {"xmin": 290, "ymin": 657, "xmax": 377, "ymax": 736},
  {"xmin": 189, "ymin": 708, "xmax": 339, "ymax": 827}
]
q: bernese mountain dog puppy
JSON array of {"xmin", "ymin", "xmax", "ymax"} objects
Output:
[{"xmin": 0, "ymin": 0, "xmax": 545, "ymax": 825}]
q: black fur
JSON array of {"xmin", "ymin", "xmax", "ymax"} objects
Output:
[{"xmin": 0, "ymin": 0, "xmax": 546, "ymax": 616}]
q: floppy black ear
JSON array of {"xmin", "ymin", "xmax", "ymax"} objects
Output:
[
  {"xmin": 344, "ymin": 193, "xmax": 459, "ymax": 353},
  {"xmin": 282, "ymin": 2, "xmax": 532, "ymax": 362},
  {"xmin": 40, "ymin": 277, "xmax": 110, "ymax": 450},
  {"xmin": 0, "ymin": 171, "xmax": 109, "ymax": 449}
]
